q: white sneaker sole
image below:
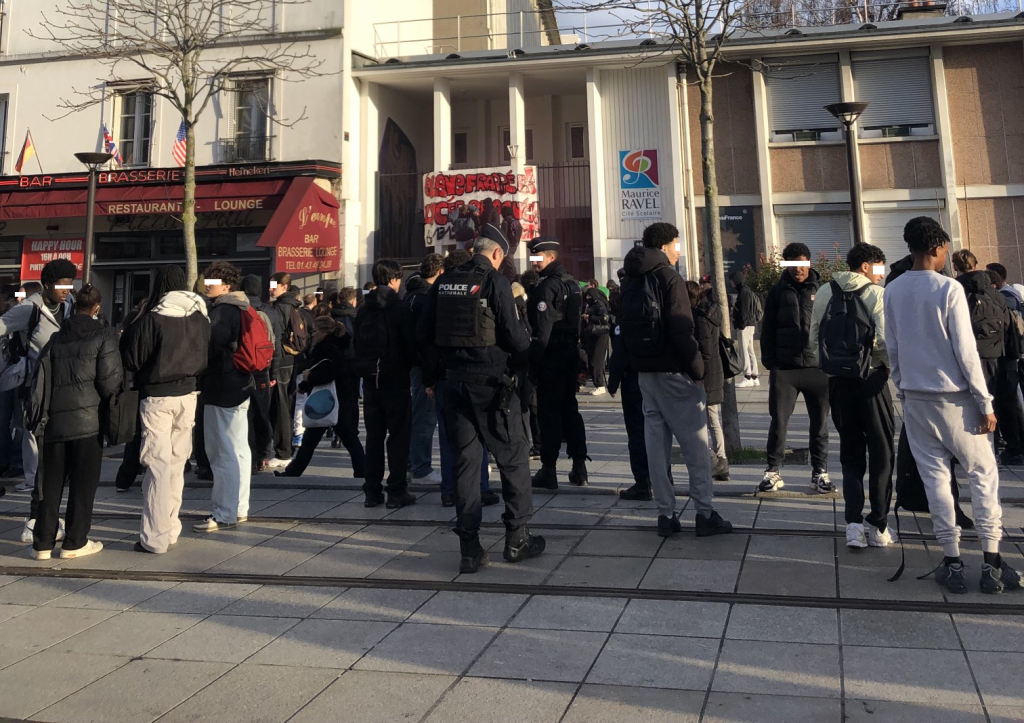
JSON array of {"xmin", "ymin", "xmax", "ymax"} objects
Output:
[
  {"xmin": 758, "ymin": 481, "xmax": 784, "ymax": 492},
  {"xmin": 846, "ymin": 538, "xmax": 868, "ymax": 549},
  {"xmin": 32, "ymin": 550, "xmax": 52, "ymax": 561},
  {"xmin": 59, "ymin": 542, "xmax": 103, "ymax": 559}
]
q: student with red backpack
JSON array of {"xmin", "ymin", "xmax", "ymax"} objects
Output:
[{"xmin": 194, "ymin": 262, "xmax": 272, "ymax": 533}]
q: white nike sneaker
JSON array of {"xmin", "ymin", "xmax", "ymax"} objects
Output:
[
  {"xmin": 867, "ymin": 525, "xmax": 897, "ymax": 548},
  {"xmin": 846, "ymin": 522, "xmax": 868, "ymax": 549},
  {"xmin": 22, "ymin": 518, "xmax": 67, "ymax": 543}
]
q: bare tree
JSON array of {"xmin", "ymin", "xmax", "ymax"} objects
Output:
[{"xmin": 31, "ymin": 0, "xmax": 325, "ymax": 286}]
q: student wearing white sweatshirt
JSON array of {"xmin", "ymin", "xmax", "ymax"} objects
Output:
[{"xmin": 884, "ymin": 217, "xmax": 1021, "ymax": 595}]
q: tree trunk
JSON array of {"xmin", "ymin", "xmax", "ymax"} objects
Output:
[
  {"xmin": 698, "ymin": 72, "xmax": 742, "ymax": 455},
  {"xmin": 183, "ymin": 112, "xmax": 198, "ymax": 289}
]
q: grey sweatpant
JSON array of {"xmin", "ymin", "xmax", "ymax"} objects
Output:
[
  {"xmin": 903, "ymin": 392, "xmax": 1002, "ymax": 557},
  {"xmin": 638, "ymin": 372, "xmax": 716, "ymax": 518}
]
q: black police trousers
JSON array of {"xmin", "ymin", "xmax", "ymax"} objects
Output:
[
  {"xmin": 536, "ymin": 364, "xmax": 588, "ymax": 466},
  {"xmin": 620, "ymin": 369, "xmax": 649, "ymax": 485},
  {"xmin": 442, "ymin": 378, "xmax": 533, "ymax": 536}
]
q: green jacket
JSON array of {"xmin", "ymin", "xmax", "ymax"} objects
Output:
[{"xmin": 809, "ymin": 271, "xmax": 888, "ymax": 369}]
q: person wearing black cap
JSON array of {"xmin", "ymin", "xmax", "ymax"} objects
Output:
[
  {"xmin": 418, "ymin": 222, "xmax": 545, "ymax": 574},
  {"xmin": 526, "ymin": 237, "xmax": 588, "ymax": 490}
]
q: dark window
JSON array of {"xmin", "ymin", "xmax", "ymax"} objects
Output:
[{"xmin": 453, "ymin": 131, "xmax": 468, "ymax": 165}]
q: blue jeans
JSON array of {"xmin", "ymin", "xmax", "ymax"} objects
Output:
[
  {"xmin": 408, "ymin": 367, "xmax": 437, "ymax": 478},
  {"xmin": 435, "ymin": 380, "xmax": 490, "ymax": 495},
  {"xmin": 204, "ymin": 400, "xmax": 252, "ymax": 524}
]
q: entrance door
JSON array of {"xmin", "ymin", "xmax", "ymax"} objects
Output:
[{"xmin": 111, "ymin": 270, "xmax": 152, "ymax": 326}]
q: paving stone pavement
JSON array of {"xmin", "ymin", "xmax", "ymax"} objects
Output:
[{"xmin": 1, "ymin": 389, "xmax": 1023, "ymax": 723}]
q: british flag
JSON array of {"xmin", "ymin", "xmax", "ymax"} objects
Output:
[
  {"xmin": 102, "ymin": 122, "xmax": 123, "ymax": 167},
  {"xmin": 172, "ymin": 119, "xmax": 188, "ymax": 167}
]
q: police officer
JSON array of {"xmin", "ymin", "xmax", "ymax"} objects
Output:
[
  {"xmin": 419, "ymin": 223, "xmax": 546, "ymax": 574},
  {"xmin": 527, "ymin": 238, "xmax": 589, "ymax": 490}
]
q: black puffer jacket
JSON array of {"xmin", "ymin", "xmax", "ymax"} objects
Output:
[
  {"xmin": 47, "ymin": 315, "xmax": 123, "ymax": 443},
  {"xmin": 761, "ymin": 269, "xmax": 821, "ymax": 370},
  {"xmin": 693, "ymin": 296, "xmax": 725, "ymax": 405},
  {"xmin": 957, "ymin": 270, "xmax": 1015, "ymax": 360},
  {"xmin": 201, "ymin": 292, "xmax": 254, "ymax": 408}
]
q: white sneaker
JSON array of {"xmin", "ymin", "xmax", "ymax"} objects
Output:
[
  {"xmin": 265, "ymin": 458, "xmax": 290, "ymax": 470},
  {"xmin": 757, "ymin": 468, "xmax": 784, "ymax": 492},
  {"xmin": 412, "ymin": 469, "xmax": 442, "ymax": 485},
  {"xmin": 867, "ymin": 525, "xmax": 897, "ymax": 548},
  {"xmin": 589, "ymin": 386, "xmax": 607, "ymax": 396},
  {"xmin": 846, "ymin": 522, "xmax": 868, "ymax": 548},
  {"xmin": 14, "ymin": 481, "xmax": 32, "ymax": 492},
  {"xmin": 753, "ymin": 378, "xmax": 761, "ymax": 386},
  {"xmin": 192, "ymin": 516, "xmax": 234, "ymax": 533},
  {"xmin": 32, "ymin": 548, "xmax": 51, "ymax": 561},
  {"xmin": 24, "ymin": 518, "xmax": 67, "ymax": 543},
  {"xmin": 735, "ymin": 378, "xmax": 755, "ymax": 388},
  {"xmin": 59, "ymin": 540, "xmax": 103, "ymax": 559}
]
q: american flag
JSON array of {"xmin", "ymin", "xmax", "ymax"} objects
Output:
[
  {"xmin": 172, "ymin": 119, "xmax": 188, "ymax": 167},
  {"xmin": 102, "ymin": 122, "xmax": 123, "ymax": 167}
]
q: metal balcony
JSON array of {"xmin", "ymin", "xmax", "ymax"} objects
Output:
[{"xmin": 219, "ymin": 134, "xmax": 273, "ymax": 164}]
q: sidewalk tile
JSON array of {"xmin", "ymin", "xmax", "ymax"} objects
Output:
[
  {"xmin": 424, "ymin": 678, "xmax": 575, "ymax": 723},
  {"xmin": 34, "ymin": 658, "xmax": 231, "ymax": 723},
  {"xmin": 206, "ymin": 540, "xmax": 332, "ymax": 576},
  {"xmin": 510, "ymin": 595, "xmax": 627, "ymax": 632},
  {"xmin": 133, "ymin": 582, "xmax": 261, "ymax": 614},
  {"xmin": 44, "ymin": 580, "xmax": 176, "ymax": 611},
  {"xmin": 454, "ymin": 553, "xmax": 564, "ymax": 586},
  {"xmin": 843, "ymin": 700, "xmax": 987, "ymax": 723},
  {"xmin": 844, "ymin": 647, "xmax": 980, "ymax": 705},
  {"xmin": 220, "ymin": 585, "xmax": 343, "ymax": 618},
  {"xmin": 0, "ymin": 606, "xmax": 116, "ymax": 652},
  {"xmin": 249, "ymin": 619, "xmax": 395, "ymax": 669},
  {"xmin": 409, "ymin": 591, "xmax": 528, "ymax": 627},
  {"xmin": 310, "ymin": 588, "xmax": 434, "ymax": 622},
  {"xmin": 658, "ymin": 533, "xmax": 749, "ymax": 561},
  {"xmin": 0, "ymin": 603, "xmax": 32, "ymax": 624},
  {"xmin": 838, "ymin": 566, "xmax": 947, "ymax": 602},
  {"xmin": 640, "ymin": 558, "xmax": 740, "ymax": 593},
  {"xmin": 744, "ymin": 534, "xmax": 836, "ymax": 565},
  {"xmin": 615, "ymin": 599, "xmax": 728, "ymax": 638},
  {"xmin": 290, "ymin": 670, "xmax": 455, "ymax": 723},
  {"xmin": 842, "ymin": 610, "xmax": 959, "ymax": 649},
  {"xmin": 0, "ymin": 577, "xmax": 95, "ymax": 606},
  {"xmin": 0, "ymin": 651, "xmax": 128, "ymax": 720},
  {"xmin": 145, "ymin": 614, "xmax": 299, "ymax": 663},
  {"xmin": 283, "ymin": 542, "xmax": 400, "ymax": 578},
  {"xmin": 989, "ymin": 706, "xmax": 1024, "ymax": 723},
  {"xmin": 51, "ymin": 611, "xmax": 203, "ymax": 657},
  {"xmin": 727, "ymin": 604, "xmax": 838, "ymax": 644},
  {"xmin": 545, "ymin": 555, "xmax": 648, "ymax": 588},
  {"xmin": 353, "ymin": 622, "xmax": 497, "ymax": 675},
  {"xmin": 157, "ymin": 664, "xmax": 336, "ymax": 723},
  {"xmin": 470, "ymin": 628, "xmax": 607, "ymax": 682},
  {"xmin": 587, "ymin": 633, "xmax": 718, "ymax": 690},
  {"xmin": 369, "ymin": 549, "xmax": 460, "ymax": 582},
  {"xmin": 713, "ymin": 640, "xmax": 841, "ymax": 698},
  {"xmin": 703, "ymin": 692, "xmax": 842, "ymax": 723},
  {"xmin": 574, "ymin": 530, "xmax": 663, "ymax": 558},
  {"xmin": 561, "ymin": 684, "xmax": 703, "ymax": 723},
  {"xmin": 954, "ymin": 614, "xmax": 1024, "ymax": 651},
  {"xmin": 966, "ymin": 651, "xmax": 1024, "ymax": 707}
]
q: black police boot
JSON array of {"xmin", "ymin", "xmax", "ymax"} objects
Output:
[
  {"xmin": 504, "ymin": 526, "xmax": 546, "ymax": 563},
  {"xmin": 459, "ymin": 533, "xmax": 488, "ymax": 574},
  {"xmin": 568, "ymin": 457, "xmax": 589, "ymax": 487},
  {"xmin": 532, "ymin": 465, "xmax": 558, "ymax": 491},
  {"xmin": 619, "ymin": 480, "xmax": 653, "ymax": 501}
]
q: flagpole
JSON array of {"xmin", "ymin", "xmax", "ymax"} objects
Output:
[{"xmin": 28, "ymin": 129, "xmax": 43, "ymax": 174}]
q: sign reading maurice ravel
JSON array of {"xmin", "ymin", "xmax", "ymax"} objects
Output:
[
  {"xmin": 21, "ymin": 238, "xmax": 84, "ymax": 279},
  {"xmin": 619, "ymin": 150, "xmax": 662, "ymax": 220},
  {"xmin": 423, "ymin": 166, "xmax": 540, "ymax": 246}
]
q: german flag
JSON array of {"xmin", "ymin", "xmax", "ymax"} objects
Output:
[{"xmin": 14, "ymin": 130, "xmax": 36, "ymax": 174}]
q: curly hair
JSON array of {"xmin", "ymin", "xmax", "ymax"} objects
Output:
[
  {"xmin": 203, "ymin": 261, "xmax": 242, "ymax": 290},
  {"xmin": 904, "ymin": 216, "xmax": 950, "ymax": 255}
]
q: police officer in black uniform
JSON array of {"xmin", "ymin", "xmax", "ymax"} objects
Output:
[
  {"xmin": 419, "ymin": 223, "xmax": 546, "ymax": 574},
  {"xmin": 527, "ymin": 237, "xmax": 589, "ymax": 490}
]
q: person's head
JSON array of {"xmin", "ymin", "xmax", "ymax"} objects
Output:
[
  {"xmin": 19, "ymin": 281, "xmax": 42, "ymax": 302},
  {"xmin": 607, "ymin": 279, "xmax": 619, "ymax": 291},
  {"xmin": 473, "ymin": 223, "xmax": 510, "ymax": 271},
  {"xmin": 147, "ymin": 265, "xmax": 188, "ymax": 310},
  {"xmin": 419, "ymin": 253, "xmax": 445, "ymax": 283},
  {"xmin": 501, "ymin": 206, "xmax": 514, "ymax": 219},
  {"xmin": 372, "ymin": 259, "xmax": 403, "ymax": 291},
  {"xmin": 40, "ymin": 259, "xmax": 78, "ymax": 305},
  {"xmin": 311, "ymin": 316, "xmax": 337, "ymax": 346},
  {"xmin": 511, "ymin": 281, "xmax": 527, "ymax": 300},
  {"xmin": 527, "ymin": 237, "xmax": 560, "ymax": 272},
  {"xmin": 363, "ymin": 281, "xmax": 376, "ymax": 291},
  {"xmin": 336, "ymin": 287, "xmax": 358, "ymax": 308},
  {"xmin": 240, "ymin": 274, "xmax": 262, "ymax": 299},
  {"xmin": 520, "ymin": 268, "xmax": 540, "ymax": 291},
  {"xmin": 641, "ymin": 223, "xmax": 681, "ymax": 265},
  {"xmin": 905, "ymin": 216, "xmax": 951, "ymax": 272},
  {"xmin": 781, "ymin": 242, "xmax": 812, "ymax": 283},
  {"xmin": 443, "ymin": 249, "xmax": 472, "ymax": 272},
  {"xmin": 313, "ymin": 303, "xmax": 332, "ymax": 319},
  {"xmin": 951, "ymin": 248, "xmax": 977, "ymax": 276},
  {"xmin": 730, "ymin": 270, "xmax": 745, "ymax": 289},
  {"xmin": 74, "ymin": 284, "xmax": 102, "ymax": 318},
  {"xmin": 684, "ymin": 279, "xmax": 703, "ymax": 308},
  {"xmin": 269, "ymin": 272, "xmax": 291, "ymax": 299},
  {"xmin": 203, "ymin": 261, "xmax": 242, "ymax": 299},
  {"xmin": 986, "ymin": 262, "xmax": 1008, "ymax": 288},
  {"xmin": 846, "ymin": 243, "xmax": 887, "ymax": 285},
  {"xmin": 303, "ymin": 293, "xmax": 317, "ymax": 308}
]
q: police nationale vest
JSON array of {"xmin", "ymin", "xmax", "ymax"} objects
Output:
[{"xmin": 435, "ymin": 265, "xmax": 497, "ymax": 348}]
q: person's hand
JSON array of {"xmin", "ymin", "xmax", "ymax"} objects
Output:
[
  {"xmin": 978, "ymin": 413, "xmax": 998, "ymax": 435},
  {"xmin": 426, "ymin": 386, "xmax": 435, "ymax": 400},
  {"xmin": 270, "ymin": 380, "xmax": 277, "ymax": 387}
]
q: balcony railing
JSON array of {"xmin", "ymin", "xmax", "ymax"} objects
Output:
[{"xmin": 219, "ymin": 134, "xmax": 273, "ymax": 164}]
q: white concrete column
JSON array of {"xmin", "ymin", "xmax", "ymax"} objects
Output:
[
  {"xmin": 839, "ymin": 50, "xmax": 867, "ymax": 245},
  {"xmin": 508, "ymin": 72, "xmax": 528, "ymax": 267},
  {"xmin": 358, "ymin": 80, "xmax": 379, "ymax": 284},
  {"xmin": 931, "ymin": 44, "xmax": 963, "ymax": 248},
  {"xmin": 751, "ymin": 60, "xmax": 778, "ymax": 257},
  {"xmin": 339, "ymin": 46, "xmax": 362, "ymax": 287},
  {"xmin": 666, "ymin": 63, "xmax": 690, "ymax": 276},
  {"xmin": 586, "ymin": 67, "xmax": 609, "ymax": 279},
  {"xmin": 433, "ymin": 77, "xmax": 452, "ymax": 172},
  {"xmin": 679, "ymin": 71, "xmax": 700, "ymax": 278}
]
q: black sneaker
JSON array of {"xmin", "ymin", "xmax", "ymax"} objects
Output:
[
  {"xmin": 568, "ymin": 458, "xmax": 589, "ymax": 487},
  {"xmin": 504, "ymin": 526, "xmax": 546, "ymax": 563},
  {"xmin": 529, "ymin": 447, "xmax": 542, "ymax": 460},
  {"xmin": 657, "ymin": 514, "xmax": 682, "ymax": 538},
  {"xmin": 194, "ymin": 466, "xmax": 213, "ymax": 481},
  {"xmin": 1000, "ymin": 452, "xmax": 1024, "ymax": 467},
  {"xmin": 935, "ymin": 560, "xmax": 968, "ymax": 595},
  {"xmin": 331, "ymin": 438, "xmax": 342, "ymax": 449},
  {"xmin": 696, "ymin": 511, "xmax": 734, "ymax": 537},
  {"xmin": 980, "ymin": 557, "xmax": 1023, "ymax": 594},
  {"xmin": 619, "ymin": 482, "xmax": 653, "ymax": 501},
  {"xmin": 386, "ymin": 492, "xmax": 417, "ymax": 509},
  {"xmin": 441, "ymin": 493, "xmax": 456, "ymax": 508},
  {"xmin": 364, "ymin": 493, "xmax": 385, "ymax": 508},
  {"xmin": 481, "ymin": 491, "xmax": 501, "ymax": 506},
  {"xmin": 459, "ymin": 535, "xmax": 488, "ymax": 574},
  {"xmin": 531, "ymin": 466, "xmax": 558, "ymax": 491},
  {"xmin": 133, "ymin": 541, "xmax": 157, "ymax": 554}
]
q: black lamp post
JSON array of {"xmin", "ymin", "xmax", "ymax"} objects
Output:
[
  {"xmin": 825, "ymin": 101, "xmax": 869, "ymax": 246},
  {"xmin": 74, "ymin": 151, "xmax": 113, "ymax": 285}
]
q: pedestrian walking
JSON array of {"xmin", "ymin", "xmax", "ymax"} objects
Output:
[
  {"xmin": 267, "ymin": 272, "xmax": 307, "ymax": 468},
  {"xmin": 582, "ymin": 286, "xmax": 611, "ymax": 396},
  {"xmin": 241, "ymin": 274, "xmax": 280, "ymax": 474},
  {"xmin": 731, "ymin": 270, "xmax": 763, "ymax": 387},
  {"xmin": 688, "ymin": 280, "xmax": 730, "ymax": 482}
]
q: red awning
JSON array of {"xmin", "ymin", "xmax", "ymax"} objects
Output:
[
  {"xmin": 257, "ymin": 177, "xmax": 341, "ymax": 274},
  {"xmin": 0, "ymin": 179, "xmax": 290, "ymax": 221}
]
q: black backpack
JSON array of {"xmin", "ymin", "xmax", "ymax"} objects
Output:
[
  {"xmin": 966, "ymin": 289, "xmax": 1004, "ymax": 359},
  {"xmin": 818, "ymin": 281, "xmax": 875, "ymax": 380},
  {"xmin": 618, "ymin": 272, "xmax": 664, "ymax": 358},
  {"xmin": 280, "ymin": 304, "xmax": 310, "ymax": 356},
  {"xmin": 353, "ymin": 302, "xmax": 392, "ymax": 382}
]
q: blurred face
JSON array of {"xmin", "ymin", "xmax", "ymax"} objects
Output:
[
  {"xmin": 270, "ymin": 281, "xmax": 286, "ymax": 299},
  {"xmin": 44, "ymin": 278, "xmax": 74, "ymax": 305},
  {"xmin": 858, "ymin": 261, "xmax": 886, "ymax": 285},
  {"xmin": 786, "ymin": 256, "xmax": 811, "ymax": 283},
  {"xmin": 663, "ymin": 238, "xmax": 681, "ymax": 266},
  {"xmin": 205, "ymin": 281, "xmax": 231, "ymax": 299},
  {"xmin": 531, "ymin": 251, "xmax": 556, "ymax": 272}
]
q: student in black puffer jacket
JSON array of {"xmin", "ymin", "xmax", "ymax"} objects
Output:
[
  {"xmin": 688, "ymin": 281, "xmax": 730, "ymax": 481},
  {"xmin": 582, "ymin": 287, "xmax": 612, "ymax": 395},
  {"xmin": 33, "ymin": 285, "xmax": 122, "ymax": 561}
]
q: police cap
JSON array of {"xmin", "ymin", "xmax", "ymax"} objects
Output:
[
  {"xmin": 528, "ymin": 237, "xmax": 560, "ymax": 254},
  {"xmin": 480, "ymin": 223, "xmax": 510, "ymax": 255}
]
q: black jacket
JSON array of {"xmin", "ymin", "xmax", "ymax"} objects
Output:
[
  {"xmin": 528, "ymin": 261, "xmax": 581, "ymax": 367},
  {"xmin": 121, "ymin": 291, "xmax": 211, "ymax": 399},
  {"xmin": 47, "ymin": 315, "xmax": 123, "ymax": 443},
  {"xmin": 694, "ymin": 296, "xmax": 725, "ymax": 405},
  {"xmin": 761, "ymin": 268, "xmax": 821, "ymax": 370},
  {"xmin": 732, "ymin": 282, "xmax": 760, "ymax": 330},
  {"xmin": 271, "ymin": 290, "xmax": 302, "ymax": 368},
  {"xmin": 404, "ymin": 275, "xmax": 433, "ymax": 368},
  {"xmin": 330, "ymin": 304, "xmax": 357, "ymax": 356},
  {"xmin": 621, "ymin": 246, "xmax": 704, "ymax": 380},
  {"xmin": 201, "ymin": 292, "xmax": 254, "ymax": 408},
  {"xmin": 355, "ymin": 285, "xmax": 415, "ymax": 386},
  {"xmin": 297, "ymin": 334, "xmax": 352, "ymax": 395},
  {"xmin": 957, "ymin": 270, "xmax": 1019, "ymax": 360},
  {"xmin": 607, "ymin": 324, "xmax": 635, "ymax": 396},
  {"xmin": 248, "ymin": 295, "xmax": 281, "ymax": 381},
  {"xmin": 583, "ymin": 296, "xmax": 611, "ymax": 339}
]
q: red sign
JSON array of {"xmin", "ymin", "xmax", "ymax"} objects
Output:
[
  {"xmin": 21, "ymin": 238, "xmax": 85, "ymax": 280},
  {"xmin": 258, "ymin": 178, "xmax": 341, "ymax": 274}
]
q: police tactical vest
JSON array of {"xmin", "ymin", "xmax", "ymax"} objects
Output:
[{"xmin": 435, "ymin": 265, "xmax": 497, "ymax": 348}]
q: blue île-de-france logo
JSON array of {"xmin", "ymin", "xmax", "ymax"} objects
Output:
[{"xmin": 619, "ymin": 150, "xmax": 660, "ymax": 190}]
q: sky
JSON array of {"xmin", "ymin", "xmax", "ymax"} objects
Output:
[{"xmin": 553, "ymin": 2, "xmax": 649, "ymax": 41}]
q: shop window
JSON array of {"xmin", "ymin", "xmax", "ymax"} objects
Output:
[
  {"xmin": 158, "ymin": 230, "xmax": 233, "ymax": 258},
  {"xmin": 568, "ymin": 123, "xmax": 587, "ymax": 161},
  {"xmin": 95, "ymin": 235, "xmax": 152, "ymax": 261},
  {"xmin": 223, "ymin": 76, "xmax": 272, "ymax": 163},
  {"xmin": 452, "ymin": 130, "xmax": 468, "ymax": 165},
  {"xmin": 765, "ymin": 57, "xmax": 842, "ymax": 142},
  {"xmin": 852, "ymin": 49, "xmax": 934, "ymax": 138},
  {"xmin": 116, "ymin": 90, "xmax": 154, "ymax": 166},
  {"xmin": 501, "ymin": 127, "xmax": 534, "ymax": 163}
]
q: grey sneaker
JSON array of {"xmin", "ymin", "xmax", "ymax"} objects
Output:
[
  {"xmin": 936, "ymin": 560, "xmax": 968, "ymax": 595},
  {"xmin": 811, "ymin": 470, "xmax": 834, "ymax": 493},
  {"xmin": 980, "ymin": 559, "xmax": 1023, "ymax": 594},
  {"xmin": 758, "ymin": 468, "xmax": 784, "ymax": 493}
]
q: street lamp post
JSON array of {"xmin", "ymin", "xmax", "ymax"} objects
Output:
[
  {"xmin": 825, "ymin": 102, "xmax": 869, "ymax": 246},
  {"xmin": 74, "ymin": 151, "xmax": 113, "ymax": 285}
]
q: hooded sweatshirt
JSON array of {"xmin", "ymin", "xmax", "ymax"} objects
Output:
[
  {"xmin": 0, "ymin": 293, "xmax": 73, "ymax": 372},
  {"xmin": 202, "ymin": 291, "xmax": 253, "ymax": 408},
  {"xmin": 621, "ymin": 246, "xmax": 704, "ymax": 380},
  {"xmin": 121, "ymin": 289, "xmax": 211, "ymax": 399},
  {"xmin": 809, "ymin": 271, "xmax": 888, "ymax": 369}
]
